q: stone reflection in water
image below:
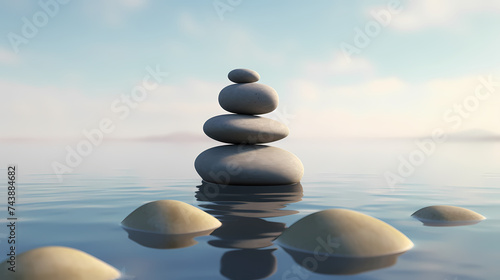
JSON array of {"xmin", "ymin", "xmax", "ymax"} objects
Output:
[
  {"xmin": 196, "ymin": 182, "xmax": 303, "ymax": 248},
  {"xmin": 196, "ymin": 181, "xmax": 303, "ymax": 280},
  {"xmin": 282, "ymin": 248, "xmax": 403, "ymax": 275},
  {"xmin": 220, "ymin": 249, "xmax": 277, "ymax": 280},
  {"xmin": 123, "ymin": 228, "xmax": 216, "ymax": 249}
]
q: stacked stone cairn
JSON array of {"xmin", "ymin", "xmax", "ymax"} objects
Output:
[{"xmin": 195, "ymin": 68, "xmax": 304, "ymax": 186}]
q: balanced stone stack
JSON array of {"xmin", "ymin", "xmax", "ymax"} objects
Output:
[{"xmin": 195, "ymin": 68, "xmax": 304, "ymax": 186}]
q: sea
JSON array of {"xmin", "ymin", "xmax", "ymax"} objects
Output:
[{"xmin": 1, "ymin": 138, "xmax": 499, "ymax": 279}]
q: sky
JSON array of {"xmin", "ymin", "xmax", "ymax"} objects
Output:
[{"xmin": 1, "ymin": 0, "xmax": 500, "ymax": 140}]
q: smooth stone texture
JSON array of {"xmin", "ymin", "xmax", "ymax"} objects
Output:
[
  {"xmin": 0, "ymin": 246, "xmax": 120, "ymax": 280},
  {"xmin": 194, "ymin": 145, "xmax": 304, "ymax": 185},
  {"xmin": 203, "ymin": 114, "xmax": 289, "ymax": 144},
  {"xmin": 412, "ymin": 205, "xmax": 486, "ymax": 226},
  {"xmin": 228, "ymin": 68, "xmax": 260, "ymax": 83},
  {"xmin": 122, "ymin": 200, "xmax": 222, "ymax": 234},
  {"xmin": 276, "ymin": 209, "xmax": 414, "ymax": 258},
  {"xmin": 218, "ymin": 83, "xmax": 278, "ymax": 115}
]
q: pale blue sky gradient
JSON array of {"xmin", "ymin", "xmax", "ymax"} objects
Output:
[{"xmin": 1, "ymin": 0, "xmax": 500, "ymax": 139}]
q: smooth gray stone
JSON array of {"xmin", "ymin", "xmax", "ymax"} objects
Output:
[
  {"xmin": 412, "ymin": 205, "xmax": 485, "ymax": 226},
  {"xmin": 121, "ymin": 200, "xmax": 221, "ymax": 234},
  {"xmin": 0, "ymin": 246, "xmax": 121, "ymax": 280},
  {"xmin": 218, "ymin": 83, "xmax": 278, "ymax": 115},
  {"xmin": 228, "ymin": 68, "xmax": 260, "ymax": 83},
  {"xmin": 276, "ymin": 209, "xmax": 414, "ymax": 258},
  {"xmin": 203, "ymin": 114, "xmax": 289, "ymax": 144},
  {"xmin": 194, "ymin": 145, "xmax": 304, "ymax": 186}
]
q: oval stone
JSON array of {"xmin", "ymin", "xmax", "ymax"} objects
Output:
[
  {"xmin": 218, "ymin": 83, "xmax": 278, "ymax": 115},
  {"xmin": 276, "ymin": 209, "xmax": 414, "ymax": 258},
  {"xmin": 194, "ymin": 145, "xmax": 304, "ymax": 185},
  {"xmin": 0, "ymin": 246, "xmax": 120, "ymax": 280},
  {"xmin": 122, "ymin": 200, "xmax": 222, "ymax": 234},
  {"xmin": 412, "ymin": 205, "xmax": 485, "ymax": 226},
  {"xmin": 203, "ymin": 114, "xmax": 289, "ymax": 144},
  {"xmin": 228, "ymin": 68, "xmax": 260, "ymax": 83}
]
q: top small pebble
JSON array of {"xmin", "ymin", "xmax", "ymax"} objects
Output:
[{"xmin": 228, "ymin": 68, "xmax": 260, "ymax": 83}]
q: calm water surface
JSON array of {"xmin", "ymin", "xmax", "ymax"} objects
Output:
[{"xmin": 1, "ymin": 139, "xmax": 499, "ymax": 279}]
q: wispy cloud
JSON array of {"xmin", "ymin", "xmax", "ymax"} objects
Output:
[
  {"xmin": 303, "ymin": 52, "xmax": 374, "ymax": 77},
  {"xmin": 285, "ymin": 73, "xmax": 500, "ymax": 139},
  {"xmin": 175, "ymin": 11, "xmax": 288, "ymax": 67},
  {"xmin": 0, "ymin": 47, "xmax": 18, "ymax": 65},
  {"xmin": 335, "ymin": 77, "xmax": 407, "ymax": 96},
  {"xmin": 0, "ymin": 77, "xmax": 225, "ymax": 140},
  {"xmin": 388, "ymin": 0, "xmax": 500, "ymax": 31},
  {"xmin": 0, "ymin": 80, "xmax": 99, "ymax": 139},
  {"xmin": 83, "ymin": 0, "xmax": 149, "ymax": 27}
]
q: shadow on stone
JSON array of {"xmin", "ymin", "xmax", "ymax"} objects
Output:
[{"xmin": 413, "ymin": 219, "xmax": 484, "ymax": 227}]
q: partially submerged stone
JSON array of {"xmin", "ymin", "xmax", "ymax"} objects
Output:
[
  {"xmin": 0, "ymin": 246, "xmax": 120, "ymax": 280},
  {"xmin": 276, "ymin": 209, "xmax": 413, "ymax": 258},
  {"xmin": 412, "ymin": 205, "xmax": 485, "ymax": 226},
  {"xmin": 122, "ymin": 200, "xmax": 222, "ymax": 234},
  {"xmin": 195, "ymin": 145, "xmax": 304, "ymax": 185}
]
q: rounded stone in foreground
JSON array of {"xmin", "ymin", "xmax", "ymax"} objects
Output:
[
  {"xmin": 219, "ymin": 83, "xmax": 278, "ymax": 115},
  {"xmin": 228, "ymin": 68, "xmax": 260, "ymax": 83},
  {"xmin": 203, "ymin": 114, "xmax": 289, "ymax": 144},
  {"xmin": 412, "ymin": 205, "xmax": 485, "ymax": 226},
  {"xmin": 0, "ymin": 246, "xmax": 120, "ymax": 280},
  {"xmin": 122, "ymin": 200, "xmax": 222, "ymax": 234},
  {"xmin": 276, "ymin": 209, "xmax": 414, "ymax": 258},
  {"xmin": 195, "ymin": 145, "xmax": 304, "ymax": 185}
]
